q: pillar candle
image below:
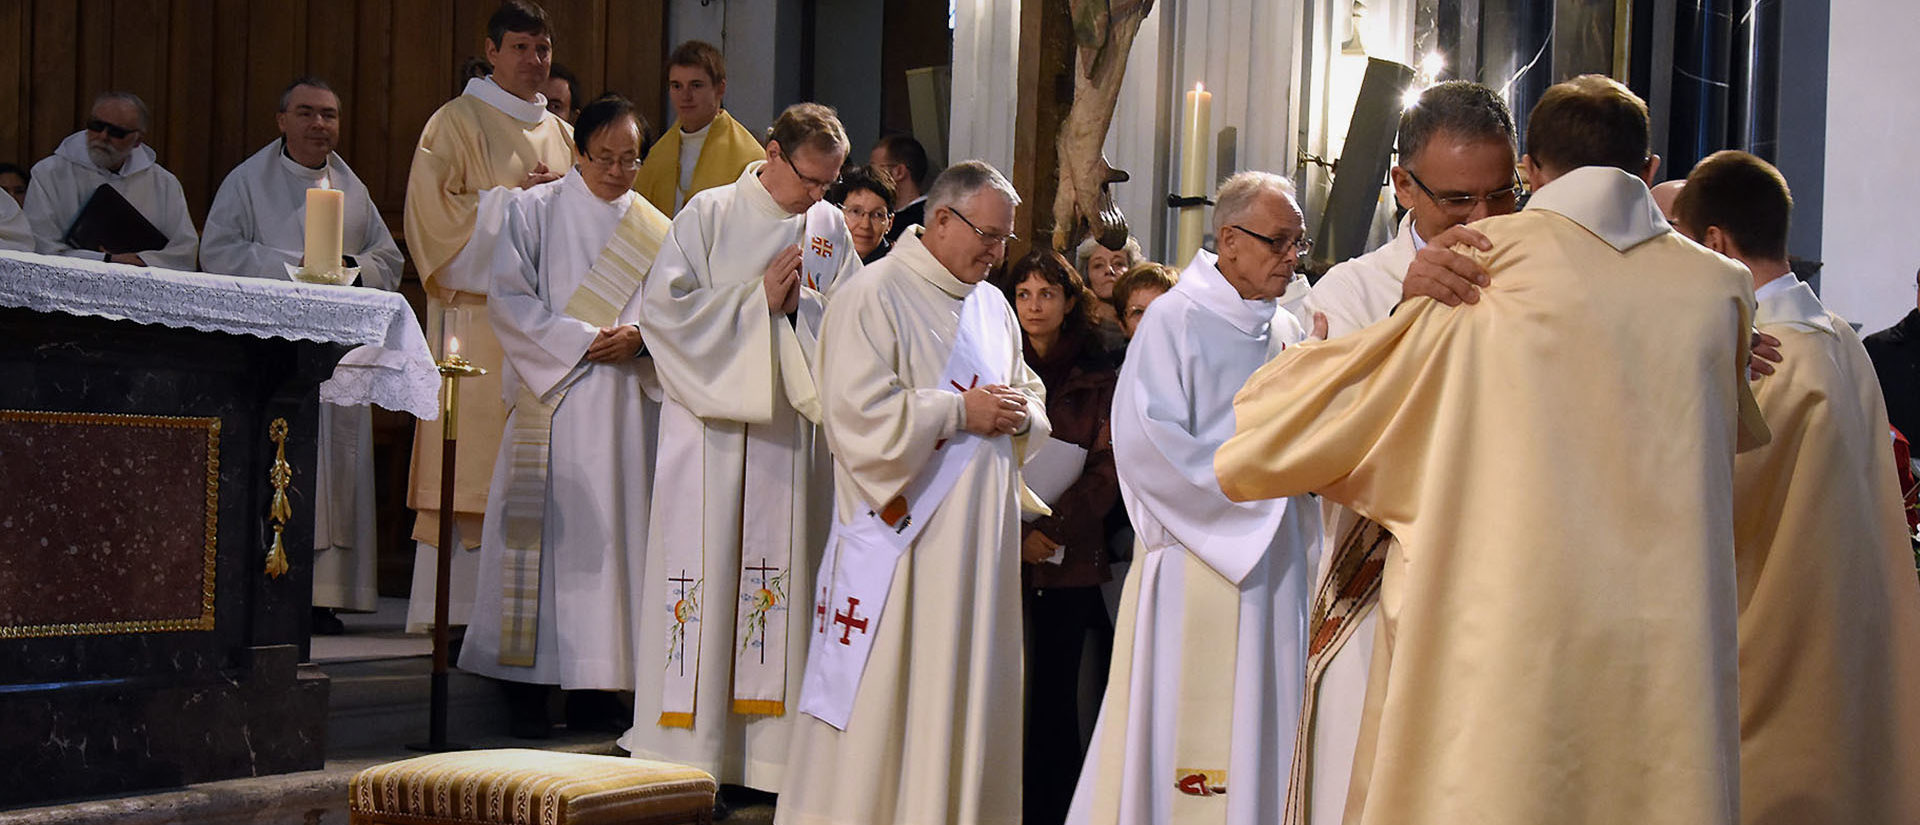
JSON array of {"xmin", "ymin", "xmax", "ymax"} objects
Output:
[
  {"xmin": 1175, "ymin": 82, "xmax": 1212, "ymax": 267},
  {"xmin": 304, "ymin": 177, "xmax": 345, "ymax": 274}
]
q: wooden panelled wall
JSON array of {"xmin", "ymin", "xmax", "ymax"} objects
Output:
[{"xmin": 0, "ymin": 0, "xmax": 667, "ymax": 244}]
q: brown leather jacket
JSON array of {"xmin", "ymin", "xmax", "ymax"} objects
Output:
[{"xmin": 1022, "ymin": 330, "xmax": 1119, "ymax": 590}]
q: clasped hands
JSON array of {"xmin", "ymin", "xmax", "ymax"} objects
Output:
[
  {"xmin": 1396, "ymin": 225, "xmax": 1783, "ymax": 377},
  {"xmin": 762, "ymin": 244, "xmax": 804, "ymax": 315},
  {"xmin": 585, "ymin": 325, "xmax": 643, "ymax": 362},
  {"xmin": 961, "ymin": 384, "xmax": 1030, "ymax": 437}
]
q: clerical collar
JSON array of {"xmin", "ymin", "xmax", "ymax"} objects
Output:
[
  {"xmin": 679, "ymin": 120, "xmax": 713, "ymax": 140},
  {"xmin": 1753, "ymin": 273, "xmax": 1799, "ymax": 304},
  {"xmin": 1179, "ymin": 249, "xmax": 1275, "ymax": 337},
  {"xmin": 1523, "ymin": 166, "xmax": 1670, "ymax": 252},
  {"xmin": 1753, "ymin": 275, "xmax": 1832, "ymax": 335},
  {"xmin": 277, "ymin": 139, "xmax": 330, "ymax": 175},
  {"xmin": 894, "ymin": 227, "xmax": 973, "ymax": 299},
  {"xmin": 463, "ymin": 76, "xmax": 549, "ymax": 124}
]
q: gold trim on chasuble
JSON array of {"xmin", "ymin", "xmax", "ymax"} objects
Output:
[{"xmin": 0, "ymin": 410, "xmax": 219, "ymax": 639}]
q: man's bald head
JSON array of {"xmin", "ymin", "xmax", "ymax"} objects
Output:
[{"xmin": 1651, "ymin": 180, "xmax": 1685, "ymax": 222}]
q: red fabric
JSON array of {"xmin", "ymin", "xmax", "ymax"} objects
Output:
[{"xmin": 1893, "ymin": 427, "xmax": 1917, "ymax": 532}]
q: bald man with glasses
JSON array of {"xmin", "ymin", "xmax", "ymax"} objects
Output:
[{"xmin": 24, "ymin": 91, "xmax": 199, "ymax": 269}]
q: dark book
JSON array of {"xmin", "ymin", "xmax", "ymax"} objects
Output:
[{"xmin": 63, "ymin": 183, "xmax": 168, "ymax": 255}]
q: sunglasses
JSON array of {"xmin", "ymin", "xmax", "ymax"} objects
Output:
[{"xmin": 86, "ymin": 119, "xmax": 138, "ymax": 140}]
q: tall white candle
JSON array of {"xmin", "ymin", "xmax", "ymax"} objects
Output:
[
  {"xmin": 304, "ymin": 176, "xmax": 345, "ymax": 275},
  {"xmin": 1176, "ymin": 82, "xmax": 1213, "ymax": 267}
]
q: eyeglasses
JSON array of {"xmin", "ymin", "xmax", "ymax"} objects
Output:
[
  {"xmin": 1231, "ymin": 224, "xmax": 1313, "ymax": 258},
  {"xmin": 1404, "ymin": 169, "xmax": 1523, "ymax": 213},
  {"xmin": 86, "ymin": 119, "xmax": 138, "ymax": 139},
  {"xmin": 781, "ymin": 152, "xmax": 836, "ymax": 193},
  {"xmin": 843, "ymin": 206, "xmax": 892, "ymax": 224},
  {"xmin": 583, "ymin": 154, "xmax": 641, "ymax": 172},
  {"xmin": 950, "ymin": 208, "xmax": 1018, "ymax": 246}
]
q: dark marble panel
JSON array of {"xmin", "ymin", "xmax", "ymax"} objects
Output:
[
  {"xmin": 0, "ymin": 413, "xmax": 217, "ymax": 632},
  {"xmin": 0, "ymin": 307, "xmax": 345, "ymax": 806}
]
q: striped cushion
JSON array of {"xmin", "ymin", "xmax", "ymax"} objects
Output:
[{"xmin": 349, "ymin": 749, "xmax": 715, "ymax": 825}]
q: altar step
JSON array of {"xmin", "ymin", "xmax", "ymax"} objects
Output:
[{"xmin": 0, "ymin": 600, "xmax": 774, "ymax": 824}]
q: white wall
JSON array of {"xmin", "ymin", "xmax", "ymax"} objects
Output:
[
  {"xmin": 1820, "ymin": 0, "xmax": 1920, "ymax": 333},
  {"xmin": 949, "ymin": 0, "xmax": 1021, "ymax": 174}
]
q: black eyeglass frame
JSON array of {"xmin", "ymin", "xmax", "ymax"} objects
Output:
[
  {"xmin": 1230, "ymin": 224, "xmax": 1314, "ymax": 258},
  {"xmin": 85, "ymin": 119, "xmax": 139, "ymax": 140},
  {"xmin": 949, "ymin": 207, "xmax": 1019, "ymax": 246},
  {"xmin": 1403, "ymin": 168, "xmax": 1524, "ymax": 212}
]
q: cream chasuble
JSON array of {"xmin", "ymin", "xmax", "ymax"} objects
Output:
[
  {"xmin": 452, "ymin": 170, "xmax": 668, "ymax": 689},
  {"xmin": 631, "ymin": 110, "xmax": 763, "ymax": 215},
  {"xmin": 0, "ymin": 193, "xmax": 31, "ymax": 251},
  {"xmin": 202, "ymin": 137, "xmax": 406, "ymax": 613},
  {"xmin": 776, "ymin": 228, "xmax": 1048, "ymax": 825},
  {"xmin": 620, "ymin": 162, "xmax": 859, "ymax": 790},
  {"xmin": 1067, "ymin": 249, "xmax": 1321, "ymax": 825},
  {"xmin": 1215, "ymin": 168, "xmax": 1767, "ymax": 825},
  {"xmin": 1284, "ymin": 211, "xmax": 1419, "ymax": 825},
  {"xmin": 401, "ymin": 77, "xmax": 573, "ymax": 632},
  {"xmin": 1733, "ymin": 275, "xmax": 1920, "ymax": 825},
  {"xmin": 24, "ymin": 131, "xmax": 199, "ymax": 269}
]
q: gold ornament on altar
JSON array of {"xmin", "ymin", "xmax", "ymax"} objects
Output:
[{"xmin": 265, "ymin": 417, "xmax": 292, "ymax": 578}]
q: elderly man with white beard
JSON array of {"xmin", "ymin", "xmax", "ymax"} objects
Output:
[
  {"xmin": 1069, "ymin": 170, "xmax": 1323, "ymax": 825},
  {"xmin": 24, "ymin": 91, "xmax": 198, "ymax": 269}
]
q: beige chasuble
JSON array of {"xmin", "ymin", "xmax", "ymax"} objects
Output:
[
  {"xmin": 776, "ymin": 229, "xmax": 1048, "ymax": 825},
  {"xmin": 1732, "ymin": 275, "xmax": 1920, "ymax": 825},
  {"xmin": 400, "ymin": 76, "xmax": 573, "ymax": 584},
  {"xmin": 631, "ymin": 109, "xmax": 764, "ymax": 216},
  {"xmin": 1215, "ymin": 168, "xmax": 1767, "ymax": 825}
]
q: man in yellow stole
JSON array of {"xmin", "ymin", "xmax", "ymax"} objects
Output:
[
  {"xmin": 400, "ymin": 0, "xmax": 575, "ymax": 641},
  {"xmin": 1215, "ymin": 75, "xmax": 1768, "ymax": 825},
  {"xmin": 453, "ymin": 96, "xmax": 670, "ymax": 737},
  {"xmin": 621, "ymin": 103, "xmax": 861, "ymax": 797},
  {"xmin": 1674, "ymin": 150, "xmax": 1920, "ymax": 825},
  {"xmin": 630, "ymin": 40, "xmax": 765, "ymax": 215}
]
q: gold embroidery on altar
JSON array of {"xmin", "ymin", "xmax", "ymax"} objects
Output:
[{"xmin": 0, "ymin": 409, "xmax": 220, "ymax": 639}]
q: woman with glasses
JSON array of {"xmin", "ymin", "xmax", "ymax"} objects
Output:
[
  {"xmin": 825, "ymin": 164, "xmax": 896, "ymax": 263},
  {"xmin": 989, "ymin": 248, "xmax": 1120, "ymax": 825}
]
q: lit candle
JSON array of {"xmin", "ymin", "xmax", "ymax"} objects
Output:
[
  {"xmin": 1176, "ymin": 82, "xmax": 1213, "ymax": 267},
  {"xmin": 442, "ymin": 307, "xmax": 466, "ymax": 360},
  {"xmin": 304, "ymin": 176, "xmax": 345, "ymax": 275}
]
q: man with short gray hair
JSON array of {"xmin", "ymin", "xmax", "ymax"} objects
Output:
[
  {"xmin": 24, "ymin": 91, "xmax": 198, "ymax": 269},
  {"xmin": 1069, "ymin": 169, "xmax": 1322, "ymax": 825},
  {"xmin": 780, "ymin": 159, "xmax": 1049, "ymax": 824}
]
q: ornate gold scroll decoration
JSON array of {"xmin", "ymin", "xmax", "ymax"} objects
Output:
[
  {"xmin": 0, "ymin": 409, "xmax": 219, "ymax": 638},
  {"xmin": 265, "ymin": 417, "xmax": 292, "ymax": 579}
]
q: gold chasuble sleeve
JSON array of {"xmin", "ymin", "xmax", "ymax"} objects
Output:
[
  {"xmin": 1213, "ymin": 210, "xmax": 1764, "ymax": 825},
  {"xmin": 1732, "ymin": 310, "xmax": 1920, "ymax": 825}
]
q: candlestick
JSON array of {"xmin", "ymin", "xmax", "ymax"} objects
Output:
[
  {"xmin": 1175, "ymin": 82, "xmax": 1213, "ymax": 267},
  {"xmin": 409, "ymin": 326, "xmax": 484, "ymax": 754}
]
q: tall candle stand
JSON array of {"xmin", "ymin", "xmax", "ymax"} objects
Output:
[{"xmin": 407, "ymin": 347, "xmax": 484, "ymax": 753}]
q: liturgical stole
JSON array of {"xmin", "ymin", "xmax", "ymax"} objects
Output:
[
  {"xmin": 796, "ymin": 283, "xmax": 1015, "ymax": 730},
  {"xmin": 495, "ymin": 200, "xmax": 671, "ymax": 666},
  {"xmin": 660, "ymin": 201, "xmax": 850, "ymax": 724}
]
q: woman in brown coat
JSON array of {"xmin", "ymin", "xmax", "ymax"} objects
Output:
[{"xmin": 995, "ymin": 248, "xmax": 1119, "ymax": 825}]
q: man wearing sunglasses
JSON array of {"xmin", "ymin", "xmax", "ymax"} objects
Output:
[{"xmin": 22, "ymin": 91, "xmax": 198, "ymax": 269}]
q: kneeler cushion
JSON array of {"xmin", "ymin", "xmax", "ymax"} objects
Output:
[{"xmin": 349, "ymin": 748, "xmax": 715, "ymax": 825}]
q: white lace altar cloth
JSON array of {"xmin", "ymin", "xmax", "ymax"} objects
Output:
[{"xmin": 0, "ymin": 250, "xmax": 440, "ymax": 419}]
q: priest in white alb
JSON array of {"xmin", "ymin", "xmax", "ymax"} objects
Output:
[
  {"xmin": 24, "ymin": 91, "xmax": 198, "ymax": 269},
  {"xmin": 454, "ymin": 95, "xmax": 672, "ymax": 736},
  {"xmin": 1281, "ymin": 81, "xmax": 1520, "ymax": 825},
  {"xmin": 400, "ymin": 0, "xmax": 575, "ymax": 646},
  {"xmin": 1673, "ymin": 150, "xmax": 1920, "ymax": 825},
  {"xmin": 777, "ymin": 160, "xmax": 1047, "ymax": 825},
  {"xmin": 1068, "ymin": 171, "xmax": 1322, "ymax": 825},
  {"xmin": 201, "ymin": 77, "xmax": 405, "ymax": 626},
  {"xmin": 620, "ymin": 103, "xmax": 860, "ymax": 792},
  {"xmin": 1214, "ymin": 76, "xmax": 1767, "ymax": 825}
]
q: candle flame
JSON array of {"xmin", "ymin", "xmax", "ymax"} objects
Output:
[
  {"xmin": 316, "ymin": 175, "xmax": 332, "ymax": 191},
  {"xmin": 1195, "ymin": 81, "xmax": 1205, "ymax": 93},
  {"xmin": 448, "ymin": 335, "xmax": 461, "ymax": 356}
]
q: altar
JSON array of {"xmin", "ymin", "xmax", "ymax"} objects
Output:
[{"xmin": 0, "ymin": 251, "xmax": 437, "ymax": 807}]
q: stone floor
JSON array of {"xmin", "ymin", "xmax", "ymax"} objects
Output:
[{"xmin": 0, "ymin": 599, "xmax": 774, "ymax": 824}]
